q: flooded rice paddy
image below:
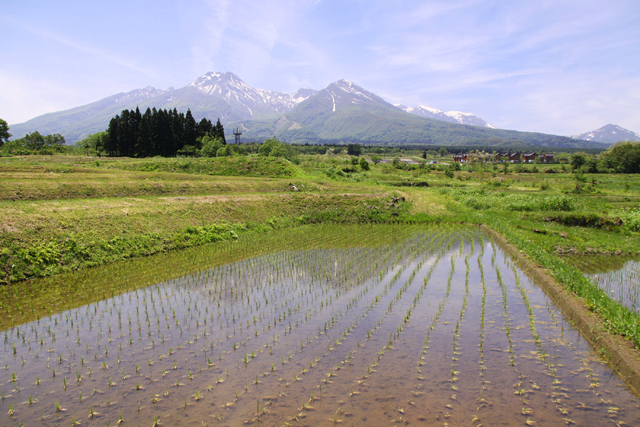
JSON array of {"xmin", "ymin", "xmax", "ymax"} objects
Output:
[
  {"xmin": 2, "ymin": 225, "xmax": 640, "ymax": 426},
  {"xmin": 568, "ymin": 255, "xmax": 640, "ymax": 315}
]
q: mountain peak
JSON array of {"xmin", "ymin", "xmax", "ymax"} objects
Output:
[
  {"xmin": 323, "ymin": 79, "xmax": 389, "ymax": 110},
  {"xmin": 571, "ymin": 124, "xmax": 640, "ymax": 143},
  {"xmin": 332, "ymin": 78, "xmax": 355, "ymax": 87},
  {"xmin": 329, "ymin": 79, "xmax": 369, "ymax": 95},
  {"xmin": 188, "ymin": 71, "xmax": 250, "ymax": 95}
]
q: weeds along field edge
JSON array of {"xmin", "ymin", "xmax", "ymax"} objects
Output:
[{"xmin": 0, "ymin": 191, "xmax": 413, "ymax": 285}]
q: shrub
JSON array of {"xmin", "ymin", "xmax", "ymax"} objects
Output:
[
  {"xmin": 200, "ymin": 136, "xmax": 224, "ymax": 157},
  {"xmin": 623, "ymin": 210, "xmax": 640, "ymax": 232}
]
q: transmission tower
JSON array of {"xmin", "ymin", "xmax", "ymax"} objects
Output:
[{"xmin": 233, "ymin": 127, "xmax": 242, "ymax": 144}]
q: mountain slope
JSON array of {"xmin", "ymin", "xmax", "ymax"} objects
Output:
[
  {"xmin": 571, "ymin": 124, "xmax": 640, "ymax": 144},
  {"xmin": 9, "ymin": 72, "xmax": 316, "ymax": 142},
  {"xmin": 395, "ymin": 104, "xmax": 495, "ymax": 128},
  {"xmin": 8, "ymin": 87, "xmax": 168, "ymax": 143},
  {"xmin": 232, "ymin": 80, "xmax": 605, "ymax": 148}
]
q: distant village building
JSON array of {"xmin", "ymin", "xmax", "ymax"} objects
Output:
[
  {"xmin": 494, "ymin": 153, "xmax": 508, "ymax": 162},
  {"xmin": 453, "ymin": 154, "xmax": 469, "ymax": 163},
  {"xmin": 541, "ymin": 153, "xmax": 555, "ymax": 162},
  {"xmin": 523, "ymin": 152, "xmax": 538, "ymax": 163},
  {"xmin": 508, "ymin": 152, "xmax": 521, "ymax": 163}
]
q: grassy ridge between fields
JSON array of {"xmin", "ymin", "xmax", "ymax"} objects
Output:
[
  {"xmin": 0, "ymin": 192, "xmax": 414, "ymax": 284},
  {"xmin": 100, "ymin": 156, "xmax": 302, "ymax": 178}
]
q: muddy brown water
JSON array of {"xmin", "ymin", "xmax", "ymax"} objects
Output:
[{"xmin": 1, "ymin": 227, "xmax": 639, "ymax": 426}]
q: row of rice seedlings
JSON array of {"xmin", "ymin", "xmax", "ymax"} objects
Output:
[
  {"xmin": 489, "ymin": 250, "xmax": 541, "ymax": 425},
  {"xmin": 341, "ymin": 238, "xmax": 471, "ymax": 425},
  {"xmin": 477, "ymin": 240, "xmax": 487, "ymax": 375},
  {"xmin": 512, "ymin": 265, "xmax": 546, "ymax": 353},
  {"xmin": 308, "ymin": 240, "xmax": 457, "ymax": 424},
  {"xmin": 449, "ymin": 252, "xmax": 471, "ymax": 391},
  {"xmin": 472, "ymin": 239, "xmax": 491, "ymax": 427},
  {"xmin": 191, "ymin": 230, "xmax": 453, "ymax": 422},
  {"xmin": 417, "ymin": 243, "xmax": 459, "ymax": 386},
  {"xmin": 494, "ymin": 261, "xmax": 516, "ymax": 367},
  {"xmin": 1, "ymin": 227, "xmax": 436, "ymax": 424},
  {"xmin": 247, "ymin": 234, "xmax": 456, "ymax": 424},
  {"xmin": 587, "ymin": 260, "xmax": 640, "ymax": 314}
]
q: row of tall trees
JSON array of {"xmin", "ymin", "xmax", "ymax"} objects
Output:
[{"xmin": 104, "ymin": 107, "xmax": 225, "ymax": 157}]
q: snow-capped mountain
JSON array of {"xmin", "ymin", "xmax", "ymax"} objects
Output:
[
  {"xmin": 8, "ymin": 72, "xmax": 317, "ymax": 142},
  {"xmin": 317, "ymin": 79, "xmax": 392, "ymax": 112},
  {"xmin": 395, "ymin": 104, "xmax": 495, "ymax": 128},
  {"xmin": 187, "ymin": 72, "xmax": 316, "ymax": 116},
  {"xmin": 571, "ymin": 124, "xmax": 640, "ymax": 144},
  {"xmin": 8, "ymin": 71, "xmax": 603, "ymax": 148},
  {"xmin": 230, "ymin": 78, "xmax": 599, "ymax": 148}
]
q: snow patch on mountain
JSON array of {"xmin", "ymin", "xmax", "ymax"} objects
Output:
[
  {"xmin": 395, "ymin": 104, "xmax": 495, "ymax": 128},
  {"xmin": 321, "ymin": 79, "xmax": 390, "ymax": 111},
  {"xmin": 187, "ymin": 72, "xmax": 316, "ymax": 113},
  {"xmin": 114, "ymin": 86, "xmax": 167, "ymax": 105}
]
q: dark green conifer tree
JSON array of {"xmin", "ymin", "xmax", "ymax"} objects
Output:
[
  {"xmin": 182, "ymin": 109, "xmax": 197, "ymax": 149},
  {"xmin": 214, "ymin": 119, "xmax": 226, "ymax": 144}
]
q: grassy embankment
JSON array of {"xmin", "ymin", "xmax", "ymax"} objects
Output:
[
  {"xmin": 2, "ymin": 152, "xmax": 640, "ymax": 348},
  {"xmin": 0, "ymin": 155, "xmax": 428, "ymax": 285}
]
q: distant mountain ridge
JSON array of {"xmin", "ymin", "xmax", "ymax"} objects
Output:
[
  {"xmin": 9, "ymin": 72, "xmax": 317, "ymax": 143},
  {"xmin": 395, "ymin": 104, "xmax": 495, "ymax": 128},
  {"xmin": 571, "ymin": 124, "xmax": 640, "ymax": 144},
  {"xmin": 8, "ymin": 72, "xmax": 604, "ymax": 148},
  {"xmin": 230, "ymin": 79, "xmax": 602, "ymax": 148}
]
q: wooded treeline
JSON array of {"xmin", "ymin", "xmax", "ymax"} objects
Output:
[{"xmin": 105, "ymin": 107, "xmax": 225, "ymax": 157}]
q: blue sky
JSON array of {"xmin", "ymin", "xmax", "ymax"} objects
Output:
[{"xmin": 1, "ymin": 0, "xmax": 639, "ymax": 136}]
